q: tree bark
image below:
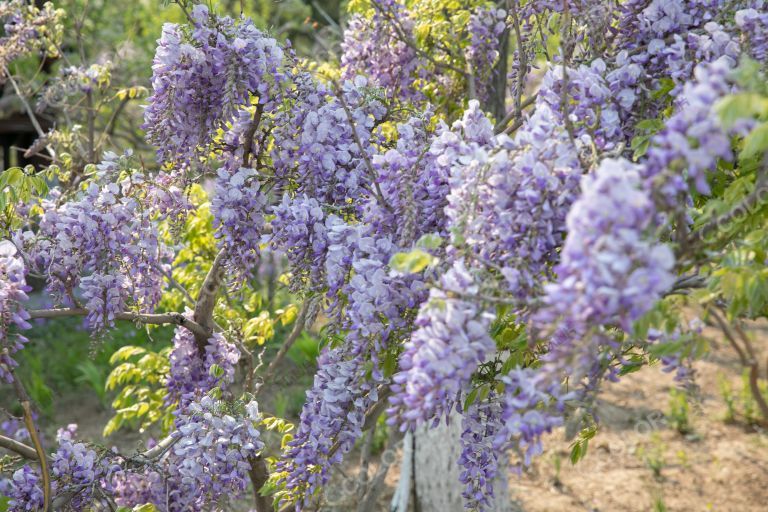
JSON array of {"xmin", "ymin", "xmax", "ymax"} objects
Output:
[{"xmin": 393, "ymin": 412, "xmax": 521, "ymax": 512}]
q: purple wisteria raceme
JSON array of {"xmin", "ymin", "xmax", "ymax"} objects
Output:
[
  {"xmin": 538, "ymin": 60, "xmax": 627, "ymax": 148},
  {"xmin": 112, "ymin": 397, "xmax": 264, "ymax": 511},
  {"xmin": 274, "ymin": 76, "xmax": 386, "ymax": 207},
  {"xmin": 0, "ymin": 425, "xmax": 118, "ymax": 511},
  {"xmin": 341, "ymin": 0, "xmax": 425, "ymax": 103},
  {"xmin": 165, "ymin": 324, "xmax": 240, "ymax": 409},
  {"xmin": 167, "ymin": 397, "xmax": 265, "ymax": 508},
  {"xmin": 643, "ymin": 56, "xmax": 736, "ymax": 202},
  {"xmin": 0, "ymin": 466, "xmax": 44, "ymax": 511},
  {"xmin": 0, "ymin": 240, "xmax": 31, "ymax": 383},
  {"xmin": 16, "ymin": 178, "xmax": 169, "ymax": 334},
  {"xmin": 276, "ymin": 346, "xmax": 374, "ymax": 510},
  {"xmin": 494, "ymin": 367, "xmax": 572, "ymax": 467},
  {"xmin": 442, "ymin": 100, "xmax": 581, "ymax": 301},
  {"xmin": 269, "ymin": 193, "xmax": 329, "ymax": 292},
  {"xmin": 459, "ymin": 393, "xmax": 505, "ymax": 510},
  {"xmin": 211, "ymin": 165, "xmax": 268, "ymax": 277},
  {"xmin": 389, "ymin": 261, "xmax": 495, "ymax": 430},
  {"xmin": 736, "ymin": 5, "xmax": 768, "ymax": 61},
  {"xmin": 0, "ymin": 0, "xmax": 62, "ymax": 71},
  {"xmin": 143, "ymin": 4, "xmax": 284, "ymax": 165},
  {"xmin": 539, "ymin": 157, "xmax": 676, "ymax": 333},
  {"xmin": 50, "ymin": 425, "xmax": 115, "ymax": 510},
  {"xmin": 364, "ymin": 110, "xmax": 447, "ymax": 244},
  {"xmin": 277, "ymin": 217, "xmax": 426, "ymax": 507}
]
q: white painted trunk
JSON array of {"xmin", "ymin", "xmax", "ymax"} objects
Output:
[{"xmin": 392, "ymin": 413, "xmax": 521, "ymax": 512}]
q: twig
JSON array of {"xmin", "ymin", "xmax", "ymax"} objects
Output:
[
  {"xmin": 28, "ymin": 308, "xmax": 210, "ymax": 340},
  {"xmin": 493, "ymin": 94, "xmax": 536, "ymax": 134},
  {"xmin": 0, "ymin": 352, "xmax": 51, "ymax": 510},
  {"xmin": 371, "ymin": 2, "xmax": 466, "ymax": 76},
  {"xmin": 0, "ymin": 433, "xmax": 39, "ymax": 460},
  {"xmin": 2, "ymin": 65, "xmax": 56, "ymax": 159},
  {"xmin": 357, "ymin": 430, "xmax": 403, "ymax": 512},
  {"xmin": 242, "ymin": 103, "xmax": 265, "ymax": 168},
  {"xmin": 331, "ymin": 81, "xmax": 393, "ymax": 214},
  {"xmin": 710, "ymin": 308, "xmax": 768, "ymax": 420},
  {"xmin": 253, "ymin": 299, "xmax": 313, "ymax": 397}
]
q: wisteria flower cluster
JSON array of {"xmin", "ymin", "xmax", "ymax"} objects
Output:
[
  {"xmin": 0, "ymin": 240, "xmax": 31, "ymax": 383},
  {"xmin": 341, "ymin": 0, "xmax": 425, "ymax": 102},
  {"xmin": 466, "ymin": 7, "xmax": 508, "ymax": 103},
  {"xmin": 211, "ymin": 165, "xmax": 268, "ymax": 277},
  {"xmin": 458, "ymin": 393, "xmax": 504, "ymax": 510},
  {"xmin": 539, "ymin": 157, "xmax": 676, "ymax": 335},
  {"xmin": 0, "ymin": 0, "xmax": 62, "ymax": 71},
  {"xmin": 143, "ymin": 4, "xmax": 284, "ymax": 165},
  {"xmin": 166, "ymin": 324, "xmax": 241, "ymax": 408},
  {"xmin": 0, "ymin": 425, "xmax": 114, "ymax": 511},
  {"xmin": 4, "ymin": 0, "xmax": 767, "ymax": 511},
  {"xmin": 736, "ymin": 5, "xmax": 768, "ymax": 61},
  {"xmin": 15, "ymin": 180, "xmax": 169, "ymax": 333},
  {"xmin": 389, "ymin": 261, "xmax": 495, "ymax": 429}
]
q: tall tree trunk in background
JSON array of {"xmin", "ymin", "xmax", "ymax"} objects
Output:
[
  {"xmin": 392, "ymin": 412, "xmax": 521, "ymax": 512},
  {"xmin": 481, "ymin": 0, "xmax": 510, "ymax": 121}
]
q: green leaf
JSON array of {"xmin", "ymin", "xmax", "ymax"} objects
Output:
[
  {"xmin": 716, "ymin": 93, "xmax": 768, "ymax": 129},
  {"xmin": 389, "ymin": 249, "xmax": 436, "ymax": 274},
  {"xmin": 651, "ymin": 78, "xmax": 675, "ymax": 100},
  {"xmin": 631, "ymin": 135, "xmax": 651, "ymax": 160},
  {"xmin": 740, "ymin": 122, "xmax": 768, "ymax": 160},
  {"xmin": 636, "ymin": 119, "xmax": 664, "ymax": 131},
  {"xmin": 415, "ymin": 233, "xmax": 443, "ymax": 250},
  {"xmin": 1, "ymin": 167, "xmax": 23, "ymax": 188},
  {"xmin": 109, "ymin": 346, "xmax": 146, "ymax": 364},
  {"xmin": 209, "ymin": 364, "xmax": 225, "ymax": 379}
]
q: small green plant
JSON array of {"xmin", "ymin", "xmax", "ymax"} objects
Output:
[
  {"xmin": 76, "ymin": 360, "xmax": 109, "ymax": 408},
  {"xmin": 740, "ymin": 369, "xmax": 758, "ymax": 424},
  {"xmin": 718, "ymin": 373, "xmax": 737, "ymax": 423},
  {"xmin": 652, "ymin": 493, "xmax": 668, "ymax": 512},
  {"xmin": 638, "ymin": 433, "xmax": 666, "ymax": 480},
  {"xmin": 667, "ymin": 388, "xmax": 692, "ymax": 435},
  {"xmin": 552, "ymin": 453, "xmax": 563, "ymax": 487}
]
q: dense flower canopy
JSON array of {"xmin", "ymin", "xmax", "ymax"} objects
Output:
[{"xmin": 2, "ymin": 0, "xmax": 768, "ymax": 510}]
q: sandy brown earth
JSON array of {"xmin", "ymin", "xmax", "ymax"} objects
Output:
[{"xmin": 510, "ymin": 321, "xmax": 768, "ymax": 512}]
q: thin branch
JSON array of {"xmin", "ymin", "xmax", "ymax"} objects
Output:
[
  {"xmin": 2, "ymin": 65, "xmax": 55, "ymax": 159},
  {"xmin": 663, "ymin": 274, "xmax": 707, "ymax": 297},
  {"xmin": 493, "ymin": 94, "xmax": 537, "ymax": 134},
  {"xmin": 331, "ymin": 81, "xmax": 393, "ymax": 214},
  {"xmin": 0, "ymin": 353, "xmax": 51, "ymax": 510},
  {"xmin": 371, "ymin": 2, "xmax": 466, "ymax": 76},
  {"xmin": 28, "ymin": 308, "xmax": 210, "ymax": 340},
  {"xmin": 356, "ymin": 430, "xmax": 403, "ymax": 512},
  {"xmin": 242, "ymin": 103, "xmax": 265, "ymax": 168},
  {"xmin": 710, "ymin": 308, "xmax": 768, "ymax": 421},
  {"xmin": 0, "ymin": 433, "xmax": 39, "ymax": 460},
  {"xmin": 253, "ymin": 299, "xmax": 313, "ymax": 397}
]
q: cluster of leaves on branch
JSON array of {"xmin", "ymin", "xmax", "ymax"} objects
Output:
[{"xmin": 1, "ymin": 0, "xmax": 768, "ymax": 511}]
